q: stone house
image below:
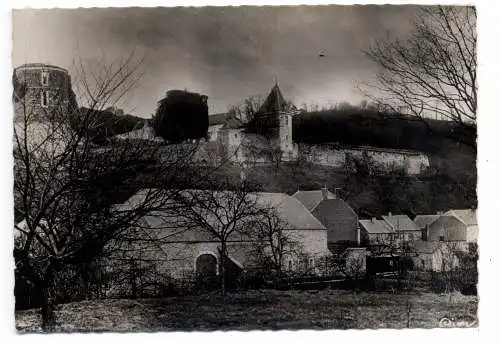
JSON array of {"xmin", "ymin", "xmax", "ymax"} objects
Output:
[
  {"xmin": 411, "ymin": 209, "xmax": 477, "ymax": 272},
  {"xmin": 105, "ymin": 189, "xmax": 331, "ymax": 294},
  {"xmin": 293, "ymin": 187, "xmax": 360, "ymax": 248},
  {"xmin": 413, "ymin": 214, "xmax": 441, "ymax": 240},
  {"xmin": 427, "ymin": 209, "xmax": 478, "ymax": 243},
  {"xmin": 381, "ymin": 213, "xmax": 424, "ymax": 242},
  {"xmin": 358, "ymin": 218, "xmax": 395, "ymax": 246}
]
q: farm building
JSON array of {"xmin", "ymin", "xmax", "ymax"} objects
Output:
[
  {"xmin": 103, "ymin": 189, "xmax": 332, "ymax": 295},
  {"xmin": 381, "ymin": 213, "xmax": 424, "ymax": 242},
  {"xmin": 413, "ymin": 214, "xmax": 441, "ymax": 240},
  {"xmin": 293, "ymin": 187, "xmax": 360, "ymax": 248},
  {"xmin": 358, "ymin": 218, "xmax": 395, "ymax": 246},
  {"xmin": 426, "ymin": 209, "xmax": 478, "ymax": 243}
]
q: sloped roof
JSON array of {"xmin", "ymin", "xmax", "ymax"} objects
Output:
[
  {"xmin": 208, "ymin": 113, "xmax": 228, "ymax": 126},
  {"xmin": 313, "ymin": 198, "xmax": 357, "ymax": 216},
  {"xmin": 254, "ymin": 192, "xmax": 327, "ymax": 231},
  {"xmin": 359, "ymin": 219, "xmax": 393, "ymax": 234},
  {"xmin": 257, "ymin": 83, "xmax": 288, "ymax": 116},
  {"xmin": 222, "ymin": 116, "xmax": 245, "ymax": 129},
  {"xmin": 312, "ymin": 199, "xmax": 358, "ymax": 242},
  {"xmin": 120, "ymin": 189, "xmax": 327, "ymax": 236},
  {"xmin": 292, "ymin": 189, "xmax": 336, "ymax": 212},
  {"xmin": 382, "ymin": 214, "xmax": 420, "ymax": 231},
  {"xmin": 413, "ymin": 215, "xmax": 441, "ymax": 229},
  {"xmin": 444, "ymin": 209, "xmax": 477, "ymax": 226}
]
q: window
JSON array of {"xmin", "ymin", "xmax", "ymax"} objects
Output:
[
  {"xmin": 421, "ymin": 260, "xmax": 426, "ymax": 269},
  {"xmin": 288, "ymin": 260, "xmax": 293, "ymax": 270},
  {"xmin": 439, "ymin": 235, "xmax": 445, "ymax": 242},
  {"xmin": 41, "ymin": 90, "xmax": 49, "ymax": 107},
  {"xmin": 41, "ymin": 71, "xmax": 49, "ymax": 86},
  {"xmin": 234, "ymin": 133, "xmax": 238, "ymax": 139}
]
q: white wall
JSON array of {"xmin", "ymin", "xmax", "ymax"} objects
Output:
[
  {"xmin": 299, "ymin": 144, "xmax": 429, "ymax": 175},
  {"xmin": 208, "ymin": 124, "xmax": 223, "ymax": 142}
]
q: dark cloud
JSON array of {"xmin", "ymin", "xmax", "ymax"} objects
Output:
[{"xmin": 13, "ymin": 5, "xmax": 424, "ymax": 117}]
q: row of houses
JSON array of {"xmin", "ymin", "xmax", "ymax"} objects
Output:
[
  {"xmin": 111, "ymin": 187, "xmax": 477, "ymax": 287},
  {"xmin": 14, "ymin": 186, "xmax": 477, "ymax": 296}
]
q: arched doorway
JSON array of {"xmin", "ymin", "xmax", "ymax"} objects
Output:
[
  {"xmin": 196, "ymin": 253, "xmax": 218, "ymax": 276},
  {"xmin": 195, "ymin": 253, "xmax": 219, "ymax": 292}
]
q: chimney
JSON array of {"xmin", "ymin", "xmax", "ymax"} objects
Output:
[
  {"xmin": 371, "ymin": 217, "xmax": 376, "ymax": 223},
  {"xmin": 388, "ymin": 212, "xmax": 392, "ymax": 217},
  {"xmin": 437, "ymin": 211, "xmax": 443, "ymax": 215}
]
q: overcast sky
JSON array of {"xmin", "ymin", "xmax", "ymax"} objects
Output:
[{"xmin": 13, "ymin": 5, "xmax": 421, "ymax": 117}]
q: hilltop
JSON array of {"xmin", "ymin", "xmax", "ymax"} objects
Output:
[{"xmin": 79, "ymin": 107, "xmax": 476, "ymax": 217}]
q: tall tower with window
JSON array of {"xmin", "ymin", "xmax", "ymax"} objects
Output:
[
  {"xmin": 279, "ymin": 110, "xmax": 293, "ymax": 161},
  {"xmin": 252, "ymin": 82, "xmax": 296, "ymax": 161},
  {"xmin": 13, "ymin": 63, "xmax": 76, "ymax": 122}
]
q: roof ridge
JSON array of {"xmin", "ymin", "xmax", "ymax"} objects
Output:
[{"xmin": 287, "ymin": 196, "xmax": 327, "ymax": 230}]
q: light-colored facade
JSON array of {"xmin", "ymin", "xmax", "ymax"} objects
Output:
[
  {"xmin": 106, "ymin": 190, "xmax": 332, "ymax": 290},
  {"xmin": 359, "ymin": 218, "xmax": 396, "ymax": 246},
  {"xmin": 299, "ymin": 144, "xmax": 429, "ymax": 175},
  {"xmin": 412, "ymin": 241, "xmax": 462, "ymax": 272},
  {"xmin": 206, "ymin": 84, "xmax": 430, "ymax": 174},
  {"xmin": 426, "ymin": 209, "xmax": 478, "ymax": 243}
]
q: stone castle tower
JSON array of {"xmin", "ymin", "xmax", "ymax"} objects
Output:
[
  {"xmin": 13, "ymin": 63, "xmax": 76, "ymax": 122},
  {"xmin": 265, "ymin": 83, "xmax": 294, "ymax": 161},
  {"xmin": 279, "ymin": 110, "xmax": 293, "ymax": 161}
]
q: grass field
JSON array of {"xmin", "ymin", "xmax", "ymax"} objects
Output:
[{"xmin": 15, "ymin": 290, "xmax": 477, "ymax": 332}]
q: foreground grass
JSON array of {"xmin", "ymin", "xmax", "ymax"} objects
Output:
[{"xmin": 16, "ymin": 290, "xmax": 478, "ymax": 332}]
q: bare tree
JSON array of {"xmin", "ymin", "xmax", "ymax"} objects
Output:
[
  {"xmin": 178, "ymin": 179, "xmax": 266, "ymax": 295},
  {"xmin": 363, "ymin": 6, "xmax": 477, "ymax": 149},
  {"xmin": 227, "ymin": 95, "xmax": 264, "ymax": 125},
  {"xmin": 326, "ymin": 248, "xmax": 366, "ymax": 291},
  {"xmin": 367, "ymin": 233, "xmax": 416, "ymax": 291},
  {"xmin": 13, "ymin": 53, "xmax": 203, "ymax": 330},
  {"xmin": 247, "ymin": 207, "xmax": 302, "ymax": 284},
  {"xmin": 242, "ymin": 134, "xmax": 284, "ymax": 171}
]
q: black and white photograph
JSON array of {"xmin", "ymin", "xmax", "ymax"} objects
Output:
[{"xmin": 11, "ymin": 3, "xmax": 479, "ymax": 333}]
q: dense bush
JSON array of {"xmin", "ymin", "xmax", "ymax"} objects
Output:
[{"xmin": 153, "ymin": 90, "xmax": 209, "ymax": 143}]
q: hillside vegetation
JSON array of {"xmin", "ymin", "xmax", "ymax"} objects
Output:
[
  {"xmin": 71, "ymin": 107, "xmax": 148, "ymax": 143},
  {"xmin": 293, "ymin": 107, "xmax": 476, "ymax": 155},
  {"xmin": 77, "ymin": 107, "xmax": 476, "ymax": 217}
]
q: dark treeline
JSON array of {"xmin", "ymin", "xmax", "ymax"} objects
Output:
[
  {"xmin": 71, "ymin": 107, "xmax": 147, "ymax": 144},
  {"xmin": 292, "ymin": 107, "xmax": 476, "ymax": 155},
  {"xmin": 242, "ymin": 162, "xmax": 476, "ymax": 221}
]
